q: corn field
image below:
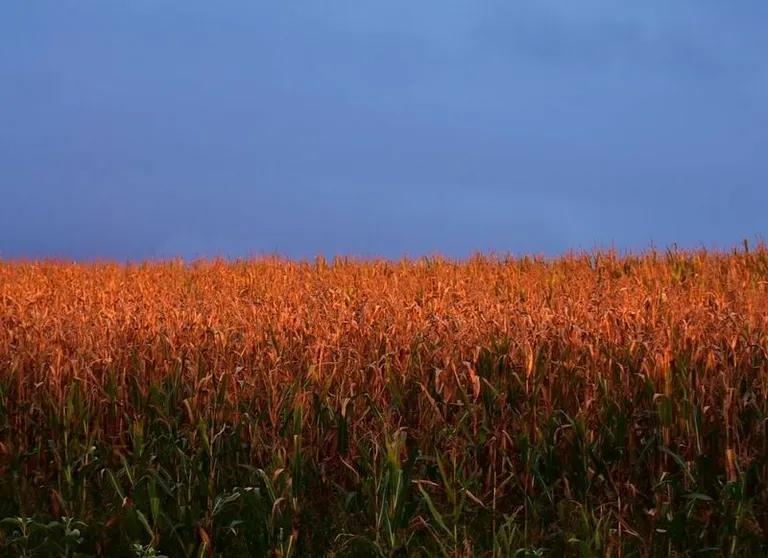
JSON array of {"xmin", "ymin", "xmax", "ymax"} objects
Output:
[{"xmin": 1, "ymin": 247, "xmax": 768, "ymax": 556}]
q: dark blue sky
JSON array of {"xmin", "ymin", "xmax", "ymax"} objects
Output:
[{"xmin": 1, "ymin": 1, "xmax": 766, "ymax": 260}]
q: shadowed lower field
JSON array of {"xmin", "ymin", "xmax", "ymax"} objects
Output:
[{"xmin": 1, "ymin": 249, "xmax": 768, "ymax": 556}]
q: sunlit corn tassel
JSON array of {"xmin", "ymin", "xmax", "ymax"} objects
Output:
[
  {"xmin": 662, "ymin": 349, "xmax": 673, "ymax": 397},
  {"xmin": 525, "ymin": 342, "xmax": 534, "ymax": 382},
  {"xmin": 465, "ymin": 361, "xmax": 481, "ymax": 400}
]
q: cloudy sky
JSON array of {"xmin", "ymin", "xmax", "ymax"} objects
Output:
[{"xmin": 1, "ymin": 1, "xmax": 766, "ymax": 259}]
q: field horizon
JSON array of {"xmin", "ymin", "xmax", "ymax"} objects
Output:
[{"xmin": 2, "ymin": 240, "xmax": 762, "ymax": 266}]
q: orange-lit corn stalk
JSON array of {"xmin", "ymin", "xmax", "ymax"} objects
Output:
[{"xmin": 0, "ymin": 248, "xmax": 766, "ymax": 555}]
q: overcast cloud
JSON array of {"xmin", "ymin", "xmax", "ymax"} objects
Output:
[{"xmin": 1, "ymin": 1, "xmax": 766, "ymax": 259}]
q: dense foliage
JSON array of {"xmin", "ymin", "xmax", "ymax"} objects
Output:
[{"xmin": 1, "ymin": 247, "xmax": 767, "ymax": 556}]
